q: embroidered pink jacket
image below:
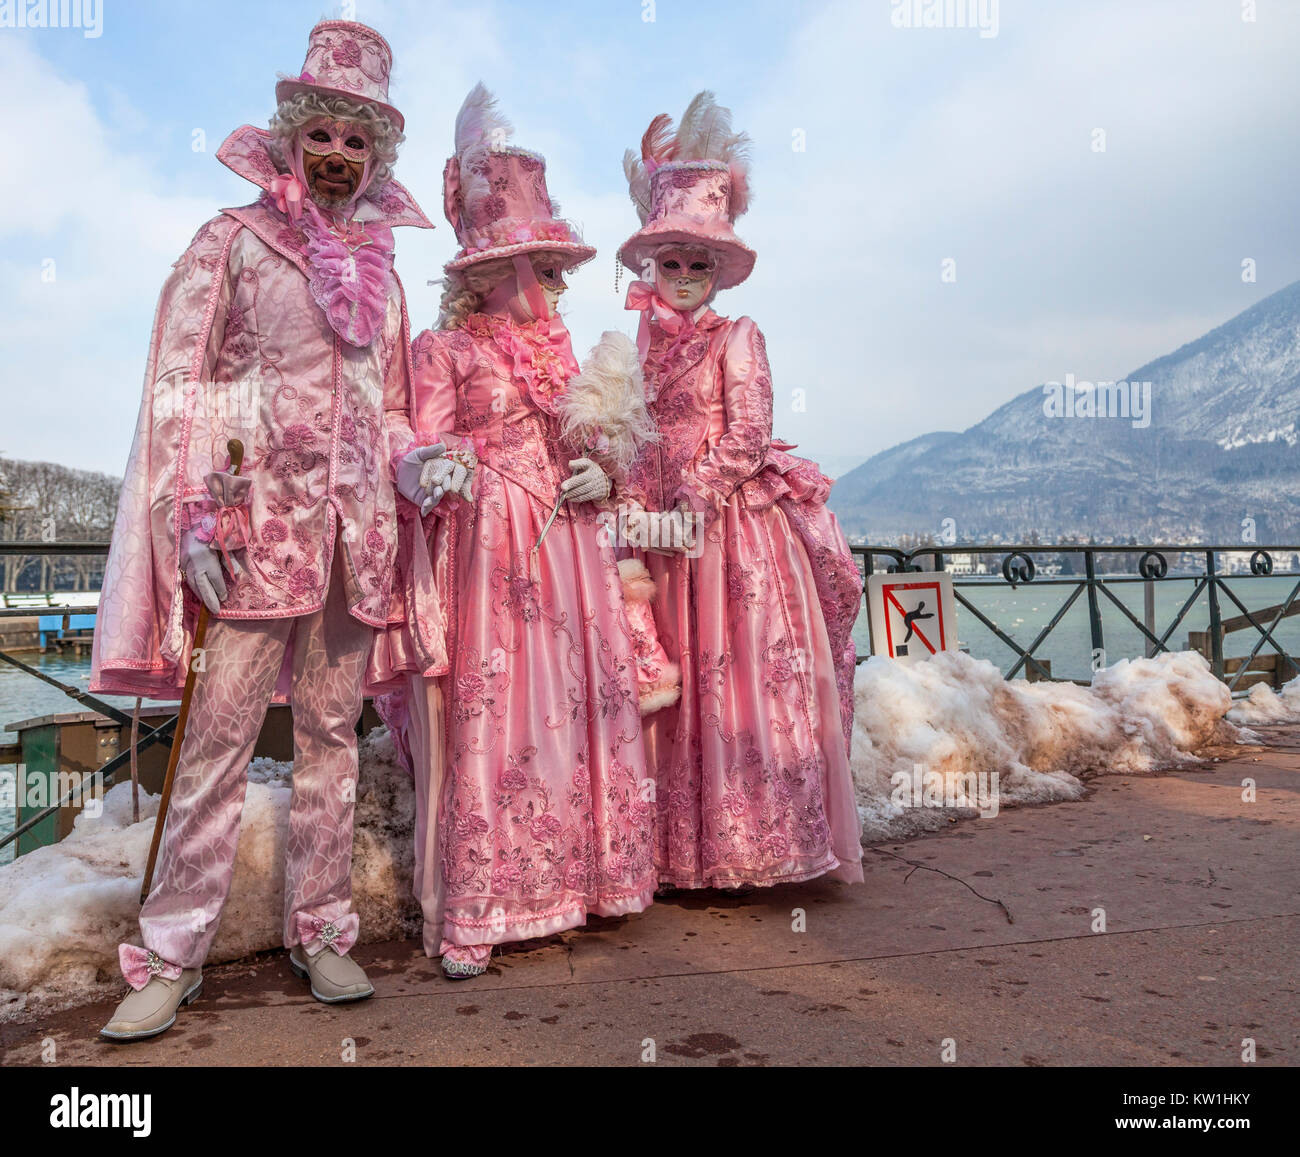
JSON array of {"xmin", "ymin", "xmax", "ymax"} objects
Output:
[{"xmin": 90, "ymin": 126, "xmax": 433, "ymax": 698}]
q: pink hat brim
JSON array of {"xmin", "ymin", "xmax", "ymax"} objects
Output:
[
  {"xmin": 445, "ymin": 238, "xmax": 597, "ymax": 273},
  {"xmin": 274, "ymin": 78, "xmax": 405, "ymax": 133},
  {"xmin": 618, "ymin": 221, "xmax": 756, "ymax": 290}
]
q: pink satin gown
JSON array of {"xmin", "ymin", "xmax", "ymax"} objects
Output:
[
  {"xmin": 406, "ymin": 311, "xmax": 657, "ymax": 955},
  {"xmin": 625, "ymin": 308, "xmax": 864, "ymax": 889}
]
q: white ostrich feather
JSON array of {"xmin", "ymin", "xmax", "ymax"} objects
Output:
[
  {"xmin": 624, "ymin": 148, "xmax": 652, "ymax": 224},
  {"xmin": 625, "ymin": 92, "xmax": 754, "ymax": 220},
  {"xmin": 454, "ymin": 82, "xmax": 512, "ymax": 158},
  {"xmin": 560, "ymin": 332, "xmax": 658, "ymax": 480}
]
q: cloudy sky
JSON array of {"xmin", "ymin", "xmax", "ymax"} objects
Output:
[{"xmin": 3, "ymin": 0, "xmax": 1299, "ymax": 479}]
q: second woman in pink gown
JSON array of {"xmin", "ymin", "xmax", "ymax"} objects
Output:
[{"xmin": 394, "ymin": 86, "xmax": 656, "ymax": 978}]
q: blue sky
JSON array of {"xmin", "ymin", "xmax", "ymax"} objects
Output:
[{"xmin": 4, "ymin": 0, "xmax": 1300, "ymax": 478}]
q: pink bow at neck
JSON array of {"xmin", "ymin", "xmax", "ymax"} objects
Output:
[
  {"xmin": 296, "ymin": 912, "xmax": 360, "ymax": 958},
  {"xmin": 270, "ymin": 173, "xmax": 306, "ymax": 222},
  {"xmin": 625, "ymin": 280, "xmax": 696, "ymax": 364},
  {"xmin": 119, "ymin": 944, "xmax": 181, "ymax": 991}
]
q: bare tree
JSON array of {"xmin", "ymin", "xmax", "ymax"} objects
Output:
[{"xmin": 0, "ymin": 458, "xmax": 122, "ymax": 594}]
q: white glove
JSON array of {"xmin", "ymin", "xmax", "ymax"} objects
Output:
[
  {"xmin": 182, "ymin": 531, "xmax": 227, "ymax": 615},
  {"xmin": 396, "ymin": 443, "xmax": 447, "ymax": 516},
  {"xmin": 419, "ymin": 456, "xmax": 474, "ymax": 509},
  {"xmin": 560, "ymin": 457, "xmax": 611, "ymax": 505}
]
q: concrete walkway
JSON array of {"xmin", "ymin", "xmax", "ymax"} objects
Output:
[{"xmin": 4, "ymin": 727, "xmax": 1297, "ymax": 1067}]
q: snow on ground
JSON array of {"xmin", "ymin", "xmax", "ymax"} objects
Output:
[
  {"xmin": 851, "ymin": 649, "xmax": 1237, "ymax": 840},
  {"xmin": 1225, "ymin": 675, "xmax": 1300, "ymax": 725},
  {"xmin": 0, "ymin": 650, "xmax": 1244, "ymax": 1023},
  {"xmin": 0, "ymin": 729, "xmax": 417, "ymax": 1024}
]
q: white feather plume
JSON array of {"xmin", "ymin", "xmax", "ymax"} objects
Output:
[
  {"xmin": 454, "ymin": 81, "xmax": 512, "ymax": 158},
  {"xmin": 624, "ymin": 91, "xmax": 754, "ymax": 221},
  {"xmin": 560, "ymin": 332, "xmax": 658, "ymax": 480},
  {"xmin": 624, "ymin": 148, "xmax": 652, "ymax": 224},
  {"xmin": 674, "ymin": 91, "xmax": 751, "ymax": 167}
]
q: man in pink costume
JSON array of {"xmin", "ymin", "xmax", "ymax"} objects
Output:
[
  {"xmin": 381, "ymin": 85, "xmax": 657, "ymax": 979},
  {"xmin": 619, "ymin": 93, "xmax": 865, "ymax": 892},
  {"xmin": 90, "ymin": 20, "xmax": 443, "ymax": 1040}
]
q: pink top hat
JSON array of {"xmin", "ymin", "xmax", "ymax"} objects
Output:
[
  {"xmin": 275, "ymin": 19, "xmax": 406, "ymax": 132},
  {"xmin": 620, "ymin": 92, "xmax": 756, "ymax": 290},
  {"xmin": 442, "ymin": 83, "xmax": 596, "ymax": 272}
]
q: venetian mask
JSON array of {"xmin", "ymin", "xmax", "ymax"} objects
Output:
[
  {"xmin": 297, "ymin": 118, "xmax": 374, "ymax": 210},
  {"xmin": 531, "ymin": 253, "xmax": 569, "ymax": 318},
  {"xmin": 654, "ymin": 245, "xmax": 717, "ymax": 311}
]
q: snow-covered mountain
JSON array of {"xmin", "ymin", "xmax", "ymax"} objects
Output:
[{"xmin": 829, "ymin": 280, "xmax": 1300, "ymax": 543}]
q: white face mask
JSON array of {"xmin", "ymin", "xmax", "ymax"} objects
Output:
[{"xmin": 653, "ymin": 246, "xmax": 717, "ymax": 311}]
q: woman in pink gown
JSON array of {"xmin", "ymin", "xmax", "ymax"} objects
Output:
[
  {"xmin": 393, "ymin": 86, "xmax": 656, "ymax": 978},
  {"xmin": 618, "ymin": 93, "xmax": 864, "ymax": 892}
]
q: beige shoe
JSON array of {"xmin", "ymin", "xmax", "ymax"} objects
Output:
[
  {"xmin": 289, "ymin": 945, "xmax": 374, "ymax": 1003},
  {"xmin": 99, "ymin": 969, "xmax": 202, "ymax": 1042}
]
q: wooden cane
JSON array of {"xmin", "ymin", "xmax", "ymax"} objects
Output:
[{"xmin": 139, "ymin": 439, "xmax": 244, "ymax": 904}]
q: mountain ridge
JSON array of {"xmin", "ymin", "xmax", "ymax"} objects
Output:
[{"xmin": 829, "ymin": 280, "xmax": 1300, "ymax": 543}]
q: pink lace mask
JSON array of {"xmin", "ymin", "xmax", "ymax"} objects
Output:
[
  {"xmin": 533, "ymin": 260, "xmax": 568, "ymax": 292},
  {"xmin": 298, "ymin": 117, "xmax": 375, "ymax": 164},
  {"xmin": 290, "ymin": 132, "xmax": 372, "ymax": 215},
  {"xmin": 655, "ymin": 247, "xmax": 717, "ymax": 284}
]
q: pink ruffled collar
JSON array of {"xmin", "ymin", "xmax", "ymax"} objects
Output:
[{"xmin": 464, "ymin": 310, "xmax": 579, "ymax": 416}]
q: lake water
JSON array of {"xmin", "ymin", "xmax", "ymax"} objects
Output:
[
  {"xmin": 4, "ymin": 571, "xmax": 1298, "ymax": 864},
  {"xmin": 0, "ymin": 654, "xmax": 142, "ymax": 867}
]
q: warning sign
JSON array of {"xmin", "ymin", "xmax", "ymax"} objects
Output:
[{"xmin": 867, "ymin": 572, "xmax": 958, "ymax": 661}]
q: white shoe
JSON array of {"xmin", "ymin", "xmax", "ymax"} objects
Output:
[
  {"xmin": 99, "ymin": 969, "xmax": 202, "ymax": 1042},
  {"xmin": 289, "ymin": 945, "xmax": 374, "ymax": 1003}
]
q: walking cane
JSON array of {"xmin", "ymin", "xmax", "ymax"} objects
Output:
[{"xmin": 139, "ymin": 439, "xmax": 244, "ymax": 904}]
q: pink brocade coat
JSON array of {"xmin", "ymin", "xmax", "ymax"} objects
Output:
[
  {"xmin": 625, "ymin": 311, "xmax": 865, "ymax": 888},
  {"xmin": 406, "ymin": 315, "xmax": 657, "ymax": 947},
  {"xmin": 90, "ymin": 127, "xmax": 431, "ymax": 699}
]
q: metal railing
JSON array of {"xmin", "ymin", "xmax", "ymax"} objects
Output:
[
  {"xmin": 0, "ymin": 541, "xmax": 175, "ymax": 853},
  {"xmin": 852, "ymin": 542, "xmax": 1300, "ymax": 689}
]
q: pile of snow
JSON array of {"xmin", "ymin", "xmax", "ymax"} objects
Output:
[
  {"xmin": 851, "ymin": 649, "xmax": 1237, "ymax": 841},
  {"xmin": 1226, "ymin": 675, "xmax": 1300, "ymax": 725},
  {"xmin": 0, "ymin": 729, "xmax": 418, "ymax": 1024}
]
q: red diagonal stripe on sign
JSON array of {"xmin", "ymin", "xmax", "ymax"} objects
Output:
[{"xmin": 884, "ymin": 587, "xmax": 937, "ymax": 654}]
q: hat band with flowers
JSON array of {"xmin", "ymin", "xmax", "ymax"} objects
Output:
[{"xmin": 448, "ymin": 216, "xmax": 594, "ymax": 271}]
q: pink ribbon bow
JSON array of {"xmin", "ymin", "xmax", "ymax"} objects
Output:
[
  {"xmin": 201, "ymin": 470, "xmax": 252, "ymax": 576},
  {"xmin": 211, "ymin": 505, "xmax": 251, "ymax": 577},
  {"xmin": 625, "ymin": 280, "xmax": 695, "ymax": 365},
  {"xmin": 119, "ymin": 944, "xmax": 181, "ymax": 991},
  {"xmin": 270, "ymin": 172, "xmax": 306, "ymax": 222},
  {"xmin": 296, "ymin": 912, "xmax": 360, "ymax": 957}
]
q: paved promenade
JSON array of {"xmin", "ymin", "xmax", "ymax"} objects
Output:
[{"xmin": 4, "ymin": 726, "xmax": 1296, "ymax": 1067}]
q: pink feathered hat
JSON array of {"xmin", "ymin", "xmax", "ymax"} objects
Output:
[
  {"xmin": 442, "ymin": 83, "xmax": 596, "ymax": 273},
  {"xmin": 620, "ymin": 92, "xmax": 756, "ymax": 290},
  {"xmin": 275, "ymin": 20, "xmax": 406, "ymax": 132}
]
